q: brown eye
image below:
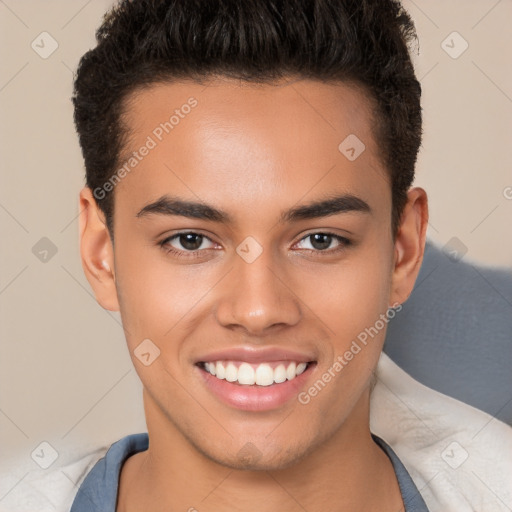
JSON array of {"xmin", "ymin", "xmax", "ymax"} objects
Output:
[
  {"xmin": 160, "ymin": 232, "xmax": 217, "ymax": 256},
  {"xmin": 177, "ymin": 233, "xmax": 204, "ymax": 251},
  {"xmin": 309, "ymin": 233, "xmax": 333, "ymax": 250},
  {"xmin": 295, "ymin": 232, "xmax": 350, "ymax": 253}
]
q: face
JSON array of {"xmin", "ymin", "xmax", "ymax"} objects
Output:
[{"xmin": 80, "ymin": 77, "xmax": 427, "ymax": 471}]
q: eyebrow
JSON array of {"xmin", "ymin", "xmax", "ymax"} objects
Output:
[{"xmin": 136, "ymin": 193, "xmax": 371, "ymax": 224}]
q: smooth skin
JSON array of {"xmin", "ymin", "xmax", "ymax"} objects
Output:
[{"xmin": 79, "ymin": 77, "xmax": 428, "ymax": 512}]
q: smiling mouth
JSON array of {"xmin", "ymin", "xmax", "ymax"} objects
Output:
[{"xmin": 197, "ymin": 360, "xmax": 316, "ymax": 386}]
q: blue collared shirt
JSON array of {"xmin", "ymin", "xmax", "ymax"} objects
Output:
[{"xmin": 70, "ymin": 433, "xmax": 429, "ymax": 511}]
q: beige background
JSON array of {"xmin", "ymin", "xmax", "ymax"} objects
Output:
[{"xmin": 1, "ymin": 0, "xmax": 511, "ymax": 490}]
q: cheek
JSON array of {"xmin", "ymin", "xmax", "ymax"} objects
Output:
[
  {"xmin": 308, "ymin": 240, "xmax": 394, "ymax": 402},
  {"xmin": 113, "ymin": 242, "xmax": 211, "ymax": 350},
  {"xmin": 310, "ymin": 248, "xmax": 393, "ymax": 345}
]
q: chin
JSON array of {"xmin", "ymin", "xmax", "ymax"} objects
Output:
[{"xmin": 197, "ymin": 436, "xmax": 318, "ymax": 472}]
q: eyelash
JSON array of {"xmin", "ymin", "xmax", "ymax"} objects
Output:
[{"xmin": 159, "ymin": 231, "xmax": 352, "ymax": 260}]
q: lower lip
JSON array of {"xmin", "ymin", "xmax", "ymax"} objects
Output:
[{"xmin": 197, "ymin": 364, "xmax": 316, "ymax": 412}]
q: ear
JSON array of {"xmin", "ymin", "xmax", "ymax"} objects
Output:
[
  {"xmin": 389, "ymin": 187, "xmax": 428, "ymax": 306},
  {"xmin": 79, "ymin": 187, "xmax": 120, "ymax": 312}
]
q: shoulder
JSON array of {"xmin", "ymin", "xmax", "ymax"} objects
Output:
[
  {"xmin": 0, "ymin": 446, "xmax": 107, "ymax": 512},
  {"xmin": 0, "ymin": 434, "xmax": 149, "ymax": 512},
  {"xmin": 68, "ymin": 433, "xmax": 149, "ymax": 512},
  {"xmin": 371, "ymin": 352, "xmax": 512, "ymax": 512}
]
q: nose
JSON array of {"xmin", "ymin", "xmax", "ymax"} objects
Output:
[{"xmin": 214, "ymin": 246, "xmax": 302, "ymax": 336}]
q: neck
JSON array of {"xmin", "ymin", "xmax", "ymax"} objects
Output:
[{"xmin": 117, "ymin": 391, "xmax": 404, "ymax": 512}]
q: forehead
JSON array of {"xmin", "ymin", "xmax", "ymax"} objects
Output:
[{"xmin": 115, "ymin": 78, "xmax": 389, "ymax": 223}]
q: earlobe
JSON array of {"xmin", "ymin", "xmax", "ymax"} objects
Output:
[
  {"xmin": 389, "ymin": 187, "xmax": 429, "ymax": 306},
  {"xmin": 79, "ymin": 187, "xmax": 120, "ymax": 311}
]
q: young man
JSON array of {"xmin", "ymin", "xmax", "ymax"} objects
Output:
[
  {"xmin": 72, "ymin": 0, "xmax": 429, "ymax": 509},
  {"xmin": 5, "ymin": 1, "xmax": 511, "ymax": 511}
]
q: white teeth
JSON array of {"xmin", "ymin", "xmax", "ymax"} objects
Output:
[
  {"xmin": 273, "ymin": 364, "xmax": 287, "ymax": 383},
  {"xmin": 238, "ymin": 363, "xmax": 255, "ymax": 385},
  {"xmin": 286, "ymin": 362, "xmax": 297, "ymax": 380},
  {"xmin": 203, "ymin": 360, "xmax": 310, "ymax": 386},
  {"xmin": 215, "ymin": 361, "xmax": 226, "ymax": 379},
  {"xmin": 255, "ymin": 364, "xmax": 274, "ymax": 386},
  {"xmin": 296, "ymin": 362, "xmax": 307, "ymax": 376},
  {"xmin": 205, "ymin": 362, "xmax": 216, "ymax": 376},
  {"xmin": 225, "ymin": 362, "xmax": 238, "ymax": 382}
]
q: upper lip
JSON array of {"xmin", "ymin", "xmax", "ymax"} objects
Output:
[{"xmin": 195, "ymin": 346, "xmax": 316, "ymax": 364}]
